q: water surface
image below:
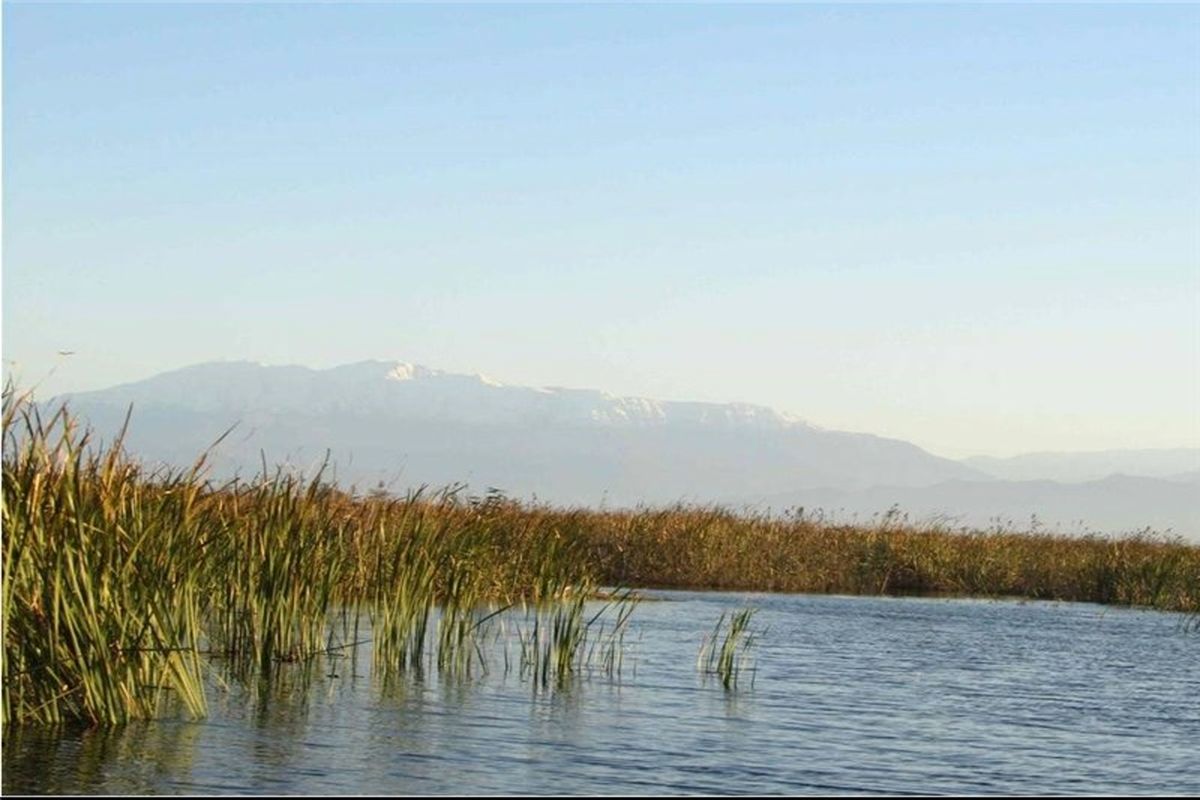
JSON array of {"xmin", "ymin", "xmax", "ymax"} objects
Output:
[{"xmin": 5, "ymin": 592, "xmax": 1197, "ymax": 795}]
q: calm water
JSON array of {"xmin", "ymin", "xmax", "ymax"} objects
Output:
[{"xmin": 4, "ymin": 592, "xmax": 1198, "ymax": 795}]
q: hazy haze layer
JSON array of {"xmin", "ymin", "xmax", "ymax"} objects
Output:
[{"xmin": 53, "ymin": 360, "xmax": 1200, "ymax": 540}]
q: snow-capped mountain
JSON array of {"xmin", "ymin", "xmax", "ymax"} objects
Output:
[
  {"xmin": 65, "ymin": 359, "xmax": 811, "ymax": 430},
  {"xmin": 54, "ymin": 359, "xmax": 983, "ymax": 502}
]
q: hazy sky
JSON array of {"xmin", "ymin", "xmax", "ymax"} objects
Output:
[{"xmin": 4, "ymin": 3, "xmax": 1198, "ymax": 459}]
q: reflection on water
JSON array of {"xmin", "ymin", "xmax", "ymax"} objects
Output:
[
  {"xmin": 4, "ymin": 592, "xmax": 1198, "ymax": 795},
  {"xmin": 4, "ymin": 719, "xmax": 205, "ymax": 795}
]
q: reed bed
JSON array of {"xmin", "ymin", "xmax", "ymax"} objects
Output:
[
  {"xmin": 4, "ymin": 390, "xmax": 1199, "ymax": 725},
  {"xmin": 2, "ymin": 399, "xmax": 210, "ymax": 725},
  {"xmin": 2, "ymin": 392, "xmax": 592, "ymax": 725},
  {"xmin": 573, "ymin": 505, "xmax": 1200, "ymax": 613}
]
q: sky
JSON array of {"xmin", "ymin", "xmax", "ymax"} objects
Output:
[{"xmin": 3, "ymin": 3, "xmax": 1198, "ymax": 459}]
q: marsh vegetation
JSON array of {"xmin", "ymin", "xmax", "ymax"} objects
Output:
[{"xmin": 4, "ymin": 390, "xmax": 1198, "ymax": 726}]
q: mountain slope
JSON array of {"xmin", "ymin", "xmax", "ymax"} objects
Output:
[
  {"xmin": 963, "ymin": 448, "xmax": 1200, "ymax": 483},
  {"xmin": 56, "ymin": 360, "xmax": 985, "ymax": 503}
]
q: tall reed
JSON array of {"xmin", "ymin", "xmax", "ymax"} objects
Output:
[
  {"xmin": 2, "ymin": 393, "xmax": 208, "ymax": 725},
  {"xmin": 515, "ymin": 586, "xmax": 640, "ymax": 690},
  {"xmin": 698, "ymin": 608, "xmax": 758, "ymax": 691}
]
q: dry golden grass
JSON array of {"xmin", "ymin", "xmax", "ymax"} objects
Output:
[{"xmin": 567, "ymin": 504, "xmax": 1199, "ymax": 611}]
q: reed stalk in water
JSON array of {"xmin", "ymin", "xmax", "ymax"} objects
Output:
[{"xmin": 698, "ymin": 608, "xmax": 758, "ymax": 691}]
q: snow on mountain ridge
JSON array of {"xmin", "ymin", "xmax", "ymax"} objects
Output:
[
  {"xmin": 53, "ymin": 359, "xmax": 996, "ymax": 507},
  {"xmin": 64, "ymin": 359, "xmax": 813, "ymax": 431}
]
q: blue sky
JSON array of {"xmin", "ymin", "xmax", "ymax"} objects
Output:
[{"xmin": 4, "ymin": 3, "xmax": 1198, "ymax": 457}]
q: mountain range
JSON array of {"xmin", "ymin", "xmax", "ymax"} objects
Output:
[
  {"xmin": 962, "ymin": 449, "xmax": 1200, "ymax": 483},
  {"xmin": 50, "ymin": 360, "xmax": 1199, "ymax": 540}
]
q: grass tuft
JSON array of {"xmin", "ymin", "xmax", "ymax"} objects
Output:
[{"xmin": 698, "ymin": 608, "xmax": 759, "ymax": 691}]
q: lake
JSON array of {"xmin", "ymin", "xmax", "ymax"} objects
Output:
[{"xmin": 4, "ymin": 591, "xmax": 1197, "ymax": 795}]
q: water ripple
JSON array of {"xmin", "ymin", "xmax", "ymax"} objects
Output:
[{"xmin": 4, "ymin": 592, "xmax": 1198, "ymax": 795}]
